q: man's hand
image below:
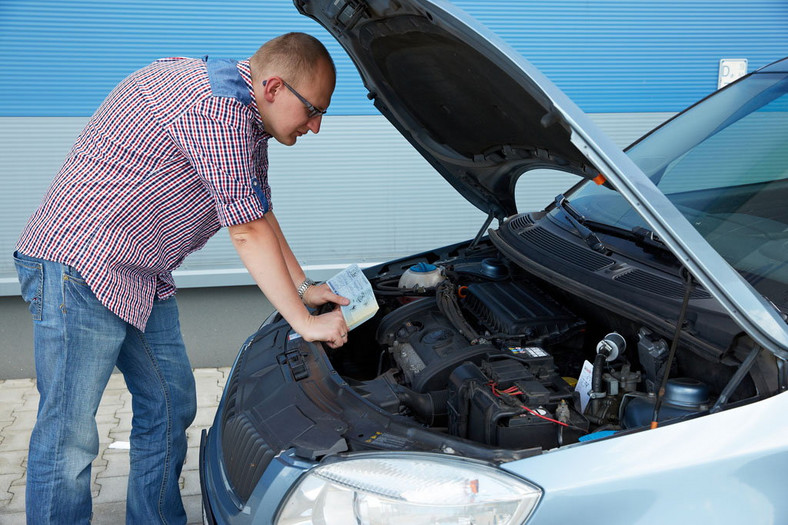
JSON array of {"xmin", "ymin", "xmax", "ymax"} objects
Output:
[
  {"xmin": 229, "ymin": 217, "xmax": 348, "ymax": 347},
  {"xmin": 229, "ymin": 215, "xmax": 352, "ymax": 348},
  {"xmin": 302, "ymin": 283, "xmax": 350, "ymax": 309},
  {"xmin": 297, "ymin": 308, "xmax": 349, "ymax": 349}
]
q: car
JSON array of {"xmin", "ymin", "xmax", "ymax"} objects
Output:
[{"xmin": 199, "ymin": 1, "xmax": 788, "ymax": 523}]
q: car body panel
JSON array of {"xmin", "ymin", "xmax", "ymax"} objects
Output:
[
  {"xmin": 200, "ymin": 333, "xmax": 318, "ymax": 524},
  {"xmin": 503, "ymin": 390, "xmax": 788, "ymax": 523},
  {"xmin": 201, "ymin": 427, "xmax": 312, "ymax": 524},
  {"xmin": 296, "ymin": 0, "xmax": 596, "ymax": 218}
]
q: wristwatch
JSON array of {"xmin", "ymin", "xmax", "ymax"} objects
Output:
[{"xmin": 297, "ymin": 277, "xmax": 317, "ymax": 300}]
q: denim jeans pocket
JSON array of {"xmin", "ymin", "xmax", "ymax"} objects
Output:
[
  {"xmin": 63, "ymin": 264, "xmax": 88, "ymax": 286},
  {"xmin": 13, "ymin": 251, "xmax": 43, "ymax": 321}
]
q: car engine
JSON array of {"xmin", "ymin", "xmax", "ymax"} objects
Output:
[
  {"xmin": 328, "ymin": 242, "xmax": 731, "ymax": 453},
  {"xmin": 376, "ymin": 277, "xmax": 590, "ymax": 450}
]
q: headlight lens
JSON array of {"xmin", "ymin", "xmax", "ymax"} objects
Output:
[{"xmin": 275, "ymin": 453, "xmax": 541, "ymax": 525}]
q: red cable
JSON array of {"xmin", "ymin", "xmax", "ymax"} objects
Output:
[
  {"xmin": 519, "ymin": 405, "xmax": 569, "ymax": 427},
  {"xmin": 488, "ymin": 382, "xmax": 568, "ymax": 427}
]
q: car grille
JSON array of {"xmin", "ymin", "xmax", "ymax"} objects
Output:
[
  {"xmin": 220, "ymin": 411, "xmax": 276, "ymax": 503},
  {"xmin": 220, "ymin": 342, "xmax": 276, "ymax": 503},
  {"xmin": 507, "ymin": 214, "xmax": 535, "ymax": 231}
]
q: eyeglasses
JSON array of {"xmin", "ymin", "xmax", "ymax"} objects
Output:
[{"xmin": 263, "ymin": 78, "xmax": 327, "ymax": 119}]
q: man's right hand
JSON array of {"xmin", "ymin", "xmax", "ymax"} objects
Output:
[
  {"xmin": 229, "ymin": 217, "xmax": 349, "ymax": 348},
  {"xmin": 296, "ymin": 307, "xmax": 348, "ymax": 349}
]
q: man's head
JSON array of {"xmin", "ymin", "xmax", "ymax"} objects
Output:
[{"xmin": 251, "ymin": 32, "xmax": 336, "ymax": 146}]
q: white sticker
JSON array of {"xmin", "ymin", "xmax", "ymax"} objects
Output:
[
  {"xmin": 509, "ymin": 346, "xmax": 548, "ymax": 358},
  {"xmin": 575, "ymin": 360, "xmax": 594, "ymax": 413},
  {"xmin": 525, "ymin": 346, "xmax": 548, "ymax": 358},
  {"xmin": 718, "ymin": 58, "xmax": 748, "ymax": 89}
]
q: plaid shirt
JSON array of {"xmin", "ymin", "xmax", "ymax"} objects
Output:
[{"xmin": 17, "ymin": 57, "xmax": 272, "ymax": 331}]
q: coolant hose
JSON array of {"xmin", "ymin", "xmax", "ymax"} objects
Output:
[
  {"xmin": 592, "ymin": 351, "xmax": 607, "ymax": 397},
  {"xmin": 436, "ymin": 280, "xmax": 480, "ymax": 343}
]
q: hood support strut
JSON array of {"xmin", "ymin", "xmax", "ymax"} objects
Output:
[{"xmin": 470, "ymin": 210, "xmax": 496, "ymax": 250}]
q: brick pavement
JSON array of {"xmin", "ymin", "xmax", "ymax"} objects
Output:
[{"xmin": 0, "ymin": 367, "xmax": 230, "ymax": 524}]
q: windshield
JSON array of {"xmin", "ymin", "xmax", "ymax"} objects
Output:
[{"xmin": 566, "ymin": 72, "xmax": 788, "ymax": 307}]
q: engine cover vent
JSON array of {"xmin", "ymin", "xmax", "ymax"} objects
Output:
[{"xmin": 463, "ymin": 281, "xmax": 585, "ymax": 343}]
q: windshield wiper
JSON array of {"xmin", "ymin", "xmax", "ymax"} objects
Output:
[
  {"xmin": 588, "ymin": 221, "xmax": 674, "ymax": 257},
  {"xmin": 630, "ymin": 226, "xmax": 670, "ymax": 252},
  {"xmin": 553, "ymin": 194, "xmax": 676, "ymax": 258},
  {"xmin": 554, "ymin": 194, "xmax": 607, "ymax": 253}
]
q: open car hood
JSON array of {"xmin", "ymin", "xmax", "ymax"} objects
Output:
[
  {"xmin": 299, "ymin": 0, "xmax": 600, "ymax": 219},
  {"xmin": 295, "ymin": 0, "xmax": 788, "ymax": 358}
]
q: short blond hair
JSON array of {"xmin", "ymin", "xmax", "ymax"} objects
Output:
[{"xmin": 251, "ymin": 32, "xmax": 335, "ymax": 88}]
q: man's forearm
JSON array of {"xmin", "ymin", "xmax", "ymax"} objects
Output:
[
  {"xmin": 264, "ymin": 212, "xmax": 306, "ymax": 287},
  {"xmin": 228, "ymin": 217, "xmax": 309, "ymax": 331}
]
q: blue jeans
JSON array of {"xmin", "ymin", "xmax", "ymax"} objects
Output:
[{"xmin": 14, "ymin": 252, "xmax": 197, "ymax": 524}]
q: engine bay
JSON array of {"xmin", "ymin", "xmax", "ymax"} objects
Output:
[
  {"xmin": 213, "ymin": 223, "xmax": 782, "ymax": 506},
  {"xmin": 325, "ymin": 236, "xmax": 772, "ymax": 453}
]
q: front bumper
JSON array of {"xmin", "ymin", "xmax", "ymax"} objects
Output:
[
  {"xmin": 198, "ymin": 321, "xmax": 322, "ymax": 524},
  {"xmin": 199, "ymin": 412, "xmax": 317, "ymax": 524},
  {"xmin": 199, "ymin": 429, "xmax": 217, "ymax": 525}
]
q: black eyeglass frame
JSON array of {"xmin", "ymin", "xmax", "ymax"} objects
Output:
[{"xmin": 263, "ymin": 78, "xmax": 327, "ymax": 119}]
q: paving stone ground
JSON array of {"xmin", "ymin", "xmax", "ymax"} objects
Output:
[{"xmin": 0, "ymin": 367, "xmax": 230, "ymax": 524}]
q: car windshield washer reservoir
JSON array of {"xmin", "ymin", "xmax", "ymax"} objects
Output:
[{"xmin": 398, "ymin": 262, "xmax": 446, "ymax": 289}]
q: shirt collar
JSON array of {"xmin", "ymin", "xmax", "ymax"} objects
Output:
[{"xmin": 237, "ymin": 60, "xmax": 270, "ymax": 137}]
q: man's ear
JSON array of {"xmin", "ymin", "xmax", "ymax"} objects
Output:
[{"xmin": 261, "ymin": 78, "xmax": 281, "ymax": 103}]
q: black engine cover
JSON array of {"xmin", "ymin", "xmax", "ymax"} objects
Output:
[
  {"xmin": 376, "ymin": 297, "xmax": 496, "ymax": 392},
  {"xmin": 463, "ymin": 281, "xmax": 585, "ymax": 342}
]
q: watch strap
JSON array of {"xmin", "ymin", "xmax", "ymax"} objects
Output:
[{"xmin": 297, "ymin": 277, "xmax": 316, "ymax": 299}]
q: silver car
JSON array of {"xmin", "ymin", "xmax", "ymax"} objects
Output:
[{"xmin": 200, "ymin": 1, "xmax": 788, "ymax": 523}]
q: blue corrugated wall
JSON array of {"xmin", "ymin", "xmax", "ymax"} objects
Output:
[
  {"xmin": 454, "ymin": 0, "xmax": 788, "ymax": 111},
  {"xmin": 1, "ymin": 0, "xmax": 786, "ymax": 117}
]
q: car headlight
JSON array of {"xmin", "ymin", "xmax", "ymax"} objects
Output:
[{"xmin": 275, "ymin": 453, "xmax": 541, "ymax": 525}]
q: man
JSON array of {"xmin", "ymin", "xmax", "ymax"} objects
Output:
[{"xmin": 13, "ymin": 32, "xmax": 348, "ymax": 523}]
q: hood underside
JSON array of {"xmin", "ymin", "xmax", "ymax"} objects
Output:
[{"xmin": 297, "ymin": 0, "xmax": 599, "ymax": 218}]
